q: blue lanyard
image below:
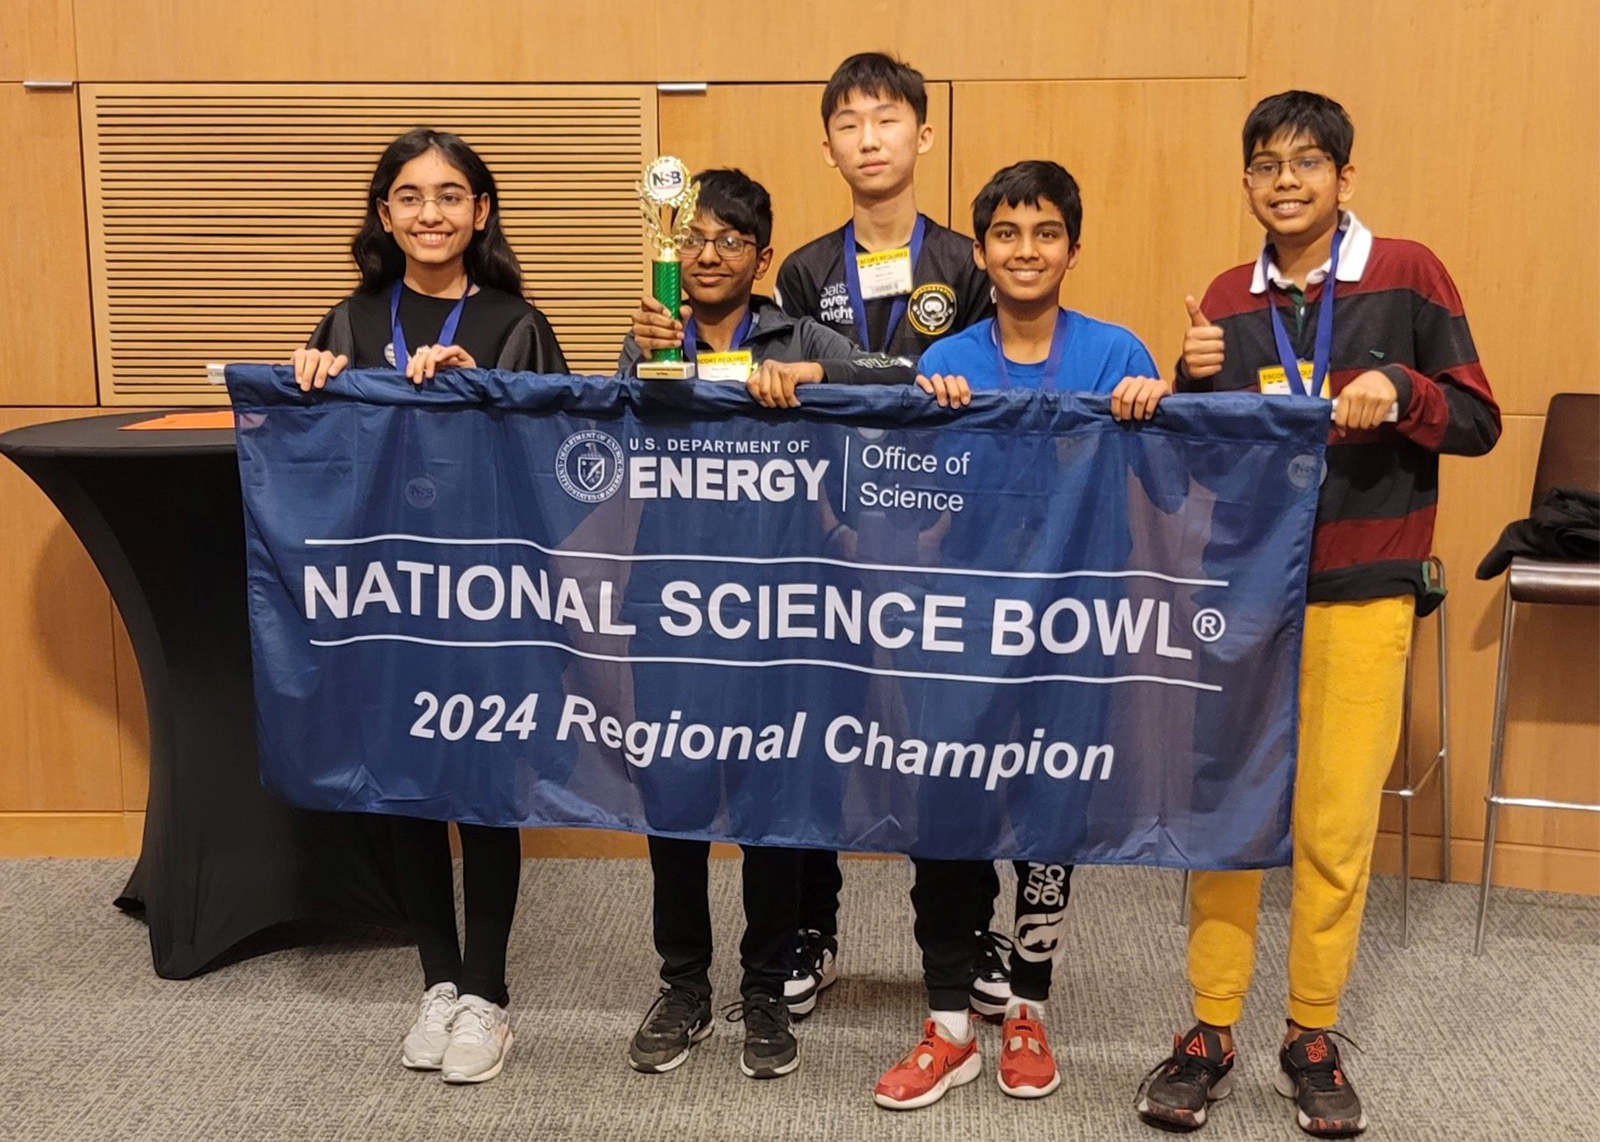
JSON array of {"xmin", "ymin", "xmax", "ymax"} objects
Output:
[
  {"xmin": 682, "ymin": 308, "xmax": 754, "ymax": 362},
  {"xmin": 1264, "ymin": 223, "xmax": 1344, "ymax": 397},
  {"xmin": 994, "ymin": 310, "xmax": 1071, "ymax": 391},
  {"xmin": 842, "ymin": 213, "xmax": 927, "ymax": 352},
  {"xmin": 389, "ymin": 278, "xmax": 469, "ymax": 368}
]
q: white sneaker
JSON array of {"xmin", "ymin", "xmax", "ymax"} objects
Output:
[
  {"xmin": 401, "ymin": 982, "xmax": 459, "ymax": 1070},
  {"xmin": 782, "ymin": 929, "xmax": 839, "ymax": 1018},
  {"xmin": 441, "ymin": 995, "xmax": 512, "ymax": 1084},
  {"xmin": 970, "ymin": 930, "xmax": 1012, "ymax": 1020}
]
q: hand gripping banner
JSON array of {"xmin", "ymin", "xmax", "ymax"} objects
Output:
[{"xmin": 227, "ymin": 366, "xmax": 1329, "ymax": 869}]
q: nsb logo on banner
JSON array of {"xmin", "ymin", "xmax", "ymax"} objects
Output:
[{"xmin": 227, "ymin": 366, "xmax": 1328, "ymax": 870}]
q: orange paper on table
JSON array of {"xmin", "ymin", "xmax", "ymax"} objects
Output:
[{"xmin": 121, "ymin": 411, "xmax": 237, "ymax": 431}]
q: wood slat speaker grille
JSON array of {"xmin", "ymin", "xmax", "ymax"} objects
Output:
[{"xmin": 81, "ymin": 85, "xmax": 657, "ymax": 403}]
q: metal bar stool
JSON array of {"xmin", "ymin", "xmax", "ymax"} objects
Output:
[
  {"xmin": 1382, "ymin": 555, "xmax": 1451, "ymax": 949},
  {"xmin": 1474, "ymin": 392, "xmax": 1600, "ymax": 955}
]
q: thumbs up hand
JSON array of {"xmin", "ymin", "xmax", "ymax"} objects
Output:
[{"xmin": 1181, "ymin": 295, "xmax": 1226, "ymax": 380}]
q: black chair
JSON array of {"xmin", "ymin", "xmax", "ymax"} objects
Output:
[{"xmin": 1474, "ymin": 392, "xmax": 1600, "ymax": 955}]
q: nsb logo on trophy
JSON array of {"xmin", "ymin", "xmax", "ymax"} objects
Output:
[{"xmin": 635, "ymin": 156, "xmax": 700, "ymax": 380}]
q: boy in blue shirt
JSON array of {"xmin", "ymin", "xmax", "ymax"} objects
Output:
[
  {"xmin": 875, "ymin": 160, "xmax": 1164, "ymax": 1111},
  {"xmin": 917, "ymin": 161, "xmax": 1163, "ymax": 410}
]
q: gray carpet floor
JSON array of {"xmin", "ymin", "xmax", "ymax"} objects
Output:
[{"xmin": 1, "ymin": 858, "xmax": 1594, "ymax": 1142}]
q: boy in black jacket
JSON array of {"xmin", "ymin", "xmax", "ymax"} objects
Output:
[
  {"xmin": 621, "ymin": 168, "xmax": 904, "ymax": 1085},
  {"xmin": 619, "ymin": 168, "xmax": 910, "ymax": 398}
]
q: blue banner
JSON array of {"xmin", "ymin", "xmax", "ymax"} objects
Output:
[{"xmin": 227, "ymin": 366, "xmax": 1328, "ymax": 869}]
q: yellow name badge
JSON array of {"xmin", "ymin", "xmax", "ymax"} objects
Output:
[
  {"xmin": 1257, "ymin": 361, "xmax": 1330, "ymax": 398},
  {"xmin": 856, "ymin": 248, "xmax": 914, "ymax": 299},
  {"xmin": 695, "ymin": 350, "xmax": 753, "ymax": 383}
]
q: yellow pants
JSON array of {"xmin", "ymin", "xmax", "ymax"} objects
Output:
[{"xmin": 1188, "ymin": 596, "xmax": 1415, "ymax": 1029}]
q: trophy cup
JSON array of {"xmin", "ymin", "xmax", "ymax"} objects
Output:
[{"xmin": 635, "ymin": 156, "xmax": 700, "ymax": 379}]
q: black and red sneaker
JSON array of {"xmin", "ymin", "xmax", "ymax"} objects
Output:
[
  {"xmin": 1135, "ymin": 1024, "xmax": 1236, "ymax": 1131},
  {"xmin": 1274, "ymin": 1027, "xmax": 1366, "ymax": 1136}
]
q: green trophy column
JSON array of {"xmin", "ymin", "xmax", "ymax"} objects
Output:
[
  {"xmin": 652, "ymin": 256, "xmax": 684, "ymax": 363},
  {"xmin": 636, "ymin": 155, "xmax": 696, "ymax": 379}
]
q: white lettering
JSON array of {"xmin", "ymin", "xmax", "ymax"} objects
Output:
[
  {"xmin": 867, "ymin": 592, "xmax": 915, "ymax": 650},
  {"xmin": 455, "ymin": 565, "xmax": 504, "ymax": 621},
  {"xmin": 1041, "ymin": 597, "xmax": 1091, "ymax": 654},
  {"xmin": 1094, "ymin": 598, "xmax": 1154, "ymax": 654},
  {"xmin": 659, "ymin": 581, "xmax": 702, "ymax": 636},
  {"xmin": 922, "ymin": 594, "xmax": 966, "ymax": 652},
  {"xmin": 352, "ymin": 562, "xmax": 401, "ymax": 616},
  {"xmin": 991, "ymin": 599, "xmax": 1035, "ymax": 656},
  {"xmin": 1155, "ymin": 601, "xmax": 1193, "ymax": 660},
  {"xmin": 707, "ymin": 582, "xmax": 751, "ymax": 639},
  {"xmin": 304, "ymin": 565, "xmax": 347, "ymax": 619}
]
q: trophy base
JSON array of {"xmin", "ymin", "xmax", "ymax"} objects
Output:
[{"xmin": 636, "ymin": 360, "xmax": 697, "ymax": 380}]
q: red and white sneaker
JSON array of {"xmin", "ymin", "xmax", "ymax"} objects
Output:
[
  {"xmin": 998, "ymin": 1004, "xmax": 1060, "ymax": 1098},
  {"xmin": 872, "ymin": 1019, "xmax": 982, "ymax": 1110}
]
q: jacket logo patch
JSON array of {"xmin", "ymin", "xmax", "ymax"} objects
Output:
[{"xmin": 908, "ymin": 283, "xmax": 956, "ymax": 336}]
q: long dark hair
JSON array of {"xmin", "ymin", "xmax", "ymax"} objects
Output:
[{"xmin": 351, "ymin": 128, "xmax": 524, "ymax": 295}]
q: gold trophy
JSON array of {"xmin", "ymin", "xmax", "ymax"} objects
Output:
[{"xmin": 635, "ymin": 156, "xmax": 700, "ymax": 379}]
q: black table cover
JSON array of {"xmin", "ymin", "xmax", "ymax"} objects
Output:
[{"xmin": 1, "ymin": 411, "xmax": 408, "ymax": 977}]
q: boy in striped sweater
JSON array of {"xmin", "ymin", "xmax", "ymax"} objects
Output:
[{"xmin": 1133, "ymin": 90, "xmax": 1498, "ymax": 1138}]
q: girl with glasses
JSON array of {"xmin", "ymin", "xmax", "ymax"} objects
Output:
[{"xmin": 289, "ymin": 128, "xmax": 567, "ymax": 1084}]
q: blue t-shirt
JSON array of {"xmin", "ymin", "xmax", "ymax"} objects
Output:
[{"xmin": 915, "ymin": 310, "xmax": 1157, "ymax": 392}]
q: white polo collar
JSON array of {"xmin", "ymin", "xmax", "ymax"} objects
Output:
[{"xmin": 1251, "ymin": 211, "xmax": 1372, "ymax": 294}]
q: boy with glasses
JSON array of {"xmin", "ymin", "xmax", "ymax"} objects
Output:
[
  {"xmin": 619, "ymin": 168, "xmax": 906, "ymax": 1084},
  {"xmin": 1132, "ymin": 91, "xmax": 1498, "ymax": 1137},
  {"xmin": 621, "ymin": 169, "xmax": 908, "ymax": 397}
]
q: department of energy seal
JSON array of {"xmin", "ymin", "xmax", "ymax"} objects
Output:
[{"xmin": 556, "ymin": 431, "xmax": 625, "ymax": 503}]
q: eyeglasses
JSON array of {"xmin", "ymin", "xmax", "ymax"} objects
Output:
[
  {"xmin": 1245, "ymin": 156, "xmax": 1336, "ymax": 187},
  {"xmin": 674, "ymin": 233, "xmax": 758, "ymax": 260},
  {"xmin": 384, "ymin": 190, "xmax": 481, "ymax": 218}
]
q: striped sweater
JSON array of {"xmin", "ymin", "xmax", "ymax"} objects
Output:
[{"xmin": 1178, "ymin": 230, "xmax": 1500, "ymax": 604}]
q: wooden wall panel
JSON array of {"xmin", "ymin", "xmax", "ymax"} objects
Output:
[
  {"xmin": 667, "ymin": 0, "xmax": 1248, "ymax": 81},
  {"xmin": 951, "ymin": 80, "xmax": 1249, "ymax": 376},
  {"xmin": 1372, "ymin": 833, "xmax": 1598, "ymax": 896},
  {"xmin": 1, "ymin": 86, "xmax": 97, "ymax": 405},
  {"xmin": 71, "ymin": 1, "xmax": 655, "ymax": 83},
  {"xmin": 659, "ymin": 83, "xmax": 951, "ymax": 291},
  {"xmin": 70, "ymin": 0, "xmax": 1246, "ymax": 83},
  {"xmin": 1248, "ymin": 0, "xmax": 1600, "ymax": 418},
  {"xmin": 0, "ymin": 0, "xmax": 75, "ymax": 80},
  {"xmin": 0, "ymin": 409, "xmax": 125, "ymax": 814},
  {"xmin": 0, "ymin": 813, "xmax": 131, "ymax": 857}
]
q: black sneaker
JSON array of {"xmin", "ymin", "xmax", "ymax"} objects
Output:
[
  {"xmin": 1275, "ymin": 1028, "xmax": 1366, "ymax": 1137},
  {"xmin": 1135, "ymin": 1024, "xmax": 1236, "ymax": 1131},
  {"xmin": 725, "ymin": 993, "xmax": 799, "ymax": 1079},
  {"xmin": 628, "ymin": 986, "xmax": 713, "ymax": 1073},
  {"xmin": 970, "ymin": 929, "xmax": 1012, "ymax": 1019},
  {"xmin": 782, "ymin": 929, "xmax": 839, "ymax": 1018}
]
